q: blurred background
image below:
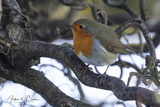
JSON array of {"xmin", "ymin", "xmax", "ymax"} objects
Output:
[{"xmin": 0, "ymin": 0, "xmax": 160, "ymax": 107}]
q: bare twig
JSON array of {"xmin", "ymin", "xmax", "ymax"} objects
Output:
[
  {"xmin": 0, "ymin": 0, "xmax": 2, "ymax": 22},
  {"xmin": 139, "ymin": 0, "xmax": 148, "ymax": 21},
  {"xmin": 59, "ymin": 0, "xmax": 90, "ymax": 10},
  {"xmin": 112, "ymin": 60, "xmax": 142, "ymax": 74},
  {"xmin": 65, "ymin": 67, "xmax": 85, "ymax": 101},
  {"xmin": 0, "ymin": 38, "xmax": 11, "ymax": 48},
  {"xmin": 103, "ymin": 0, "xmax": 138, "ymax": 17},
  {"xmin": 137, "ymin": 32, "xmax": 145, "ymax": 58},
  {"xmin": 115, "ymin": 18, "xmax": 156, "ymax": 61}
]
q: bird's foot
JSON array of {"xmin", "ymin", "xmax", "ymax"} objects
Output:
[
  {"xmin": 97, "ymin": 65, "xmax": 109, "ymax": 84},
  {"xmin": 97, "ymin": 72, "xmax": 108, "ymax": 84},
  {"xmin": 80, "ymin": 64, "xmax": 90, "ymax": 77}
]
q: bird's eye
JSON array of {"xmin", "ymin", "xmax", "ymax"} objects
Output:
[{"xmin": 79, "ymin": 25, "xmax": 84, "ymax": 29}]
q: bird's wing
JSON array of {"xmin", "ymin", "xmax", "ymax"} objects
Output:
[{"xmin": 95, "ymin": 28, "xmax": 137, "ymax": 54}]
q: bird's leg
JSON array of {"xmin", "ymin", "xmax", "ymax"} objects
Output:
[
  {"xmin": 97, "ymin": 65, "xmax": 110, "ymax": 84},
  {"xmin": 80, "ymin": 64, "xmax": 90, "ymax": 77}
]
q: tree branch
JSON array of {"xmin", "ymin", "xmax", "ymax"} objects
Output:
[
  {"xmin": 139, "ymin": 0, "xmax": 148, "ymax": 21},
  {"xmin": 7, "ymin": 40, "xmax": 160, "ymax": 107},
  {"xmin": 103, "ymin": 0, "xmax": 137, "ymax": 17},
  {"xmin": 0, "ymin": 55, "xmax": 92, "ymax": 107},
  {"xmin": 1, "ymin": 0, "xmax": 28, "ymax": 44}
]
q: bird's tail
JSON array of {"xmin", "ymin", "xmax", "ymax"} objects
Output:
[{"xmin": 125, "ymin": 45, "xmax": 139, "ymax": 55}]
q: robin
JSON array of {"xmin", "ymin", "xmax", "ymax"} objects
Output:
[{"xmin": 69, "ymin": 19, "xmax": 137, "ymax": 82}]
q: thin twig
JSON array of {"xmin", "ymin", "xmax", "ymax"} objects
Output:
[
  {"xmin": 137, "ymin": 32, "xmax": 145, "ymax": 58},
  {"xmin": 0, "ymin": 38, "xmax": 11, "ymax": 48},
  {"xmin": 103, "ymin": 0, "xmax": 138, "ymax": 18},
  {"xmin": 139, "ymin": 0, "xmax": 148, "ymax": 21},
  {"xmin": 112, "ymin": 60, "xmax": 142, "ymax": 74},
  {"xmin": 59, "ymin": 0, "xmax": 90, "ymax": 10},
  {"xmin": 115, "ymin": 18, "xmax": 156, "ymax": 61}
]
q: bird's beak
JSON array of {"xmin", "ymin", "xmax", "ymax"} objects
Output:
[{"xmin": 66, "ymin": 25, "xmax": 74, "ymax": 29}]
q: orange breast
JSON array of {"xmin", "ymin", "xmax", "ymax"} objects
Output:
[{"xmin": 73, "ymin": 29, "xmax": 93, "ymax": 58}]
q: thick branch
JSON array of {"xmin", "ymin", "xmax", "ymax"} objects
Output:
[
  {"xmin": 10, "ymin": 41, "xmax": 160, "ymax": 107},
  {"xmin": 1, "ymin": 0, "xmax": 28, "ymax": 44},
  {"xmin": 0, "ymin": 55, "xmax": 92, "ymax": 107}
]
